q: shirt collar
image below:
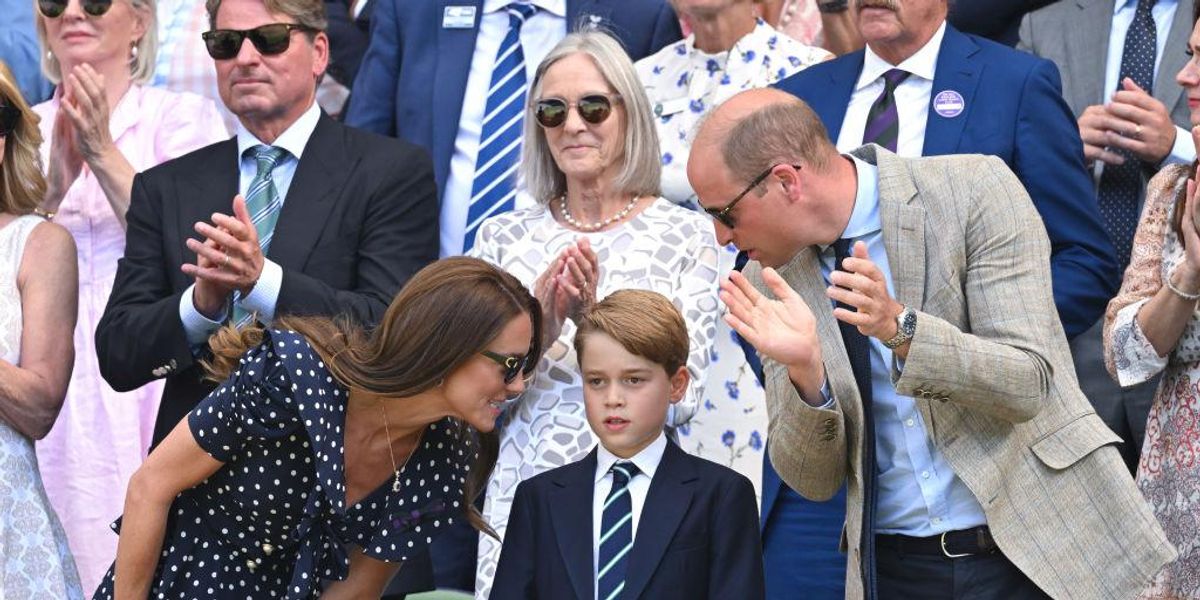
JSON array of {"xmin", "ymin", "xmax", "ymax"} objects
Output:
[
  {"xmin": 235, "ymin": 100, "xmax": 320, "ymax": 161},
  {"xmin": 483, "ymin": 0, "xmax": 565, "ymax": 17},
  {"xmin": 594, "ymin": 432, "xmax": 668, "ymax": 485},
  {"xmin": 820, "ymin": 155, "xmax": 881, "ymax": 253},
  {"xmin": 857, "ymin": 20, "xmax": 946, "ymax": 91},
  {"xmin": 1114, "ymin": 0, "xmax": 1138, "ymax": 12}
]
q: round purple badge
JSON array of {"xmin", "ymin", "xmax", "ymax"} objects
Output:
[{"xmin": 932, "ymin": 90, "xmax": 965, "ymax": 118}]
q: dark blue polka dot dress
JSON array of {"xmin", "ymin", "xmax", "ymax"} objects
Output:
[{"xmin": 92, "ymin": 329, "xmax": 474, "ymax": 599}]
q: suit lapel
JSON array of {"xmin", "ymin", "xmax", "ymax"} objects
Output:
[
  {"xmin": 923, "ymin": 26, "xmax": 983, "ymax": 156},
  {"xmin": 811, "ymin": 53, "xmax": 863, "ymax": 142},
  {"xmin": 550, "ymin": 449, "xmax": 598, "ymax": 600},
  {"xmin": 178, "ymin": 139, "xmax": 239, "ymax": 278},
  {"xmin": 621, "ymin": 441, "xmax": 695, "ymax": 600},
  {"xmin": 1156, "ymin": 0, "xmax": 1190, "ymax": 114},
  {"xmin": 1067, "ymin": 0, "xmax": 1113, "ymax": 111},
  {"xmin": 433, "ymin": 0, "xmax": 484, "ymax": 177},
  {"xmin": 267, "ymin": 113, "xmax": 347, "ymax": 272},
  {"xmin": 870, "ymin": 151, "xmax": 925, "ymax": 311}
]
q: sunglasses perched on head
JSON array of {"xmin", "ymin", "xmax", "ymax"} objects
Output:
[
  {"xmin": 480, "ymin": 350, "xmax": 535, "ymax": 384},
  {"xmin": 534, "ymin": 94, "xmax": 621, "ymax": 128},
  {"xmin": 0, "ymin": 105, "xmax": 19, "ymax": 138},
  {"xmin": 38, "ymin": 0, "xmax": 112, "ymax": 18},
  {"xmin": 202, "ymin": 23, "xmax": 317, "ymax": 60}
]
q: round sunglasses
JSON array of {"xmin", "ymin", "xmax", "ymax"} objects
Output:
[
  {"xmin": 480, "ymin": 350, "xmax": 535, "ymax": 385},
  {"xmin": 202, "ymin": 23, "xmax": 318, "ymax": 60},
  {"xmin": 0, "ymin": 105, "xmax": 20, "ymax": 138},
  {"xmin": 38, "ymin": 0, "xmax": 112, "ymax": 18},
  {"xmin": 533, "ymin": 94, "xmax": 621, "ymax": 128}
]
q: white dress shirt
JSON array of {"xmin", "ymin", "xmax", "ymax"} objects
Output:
[
  {"xmin": 440, "ymin": 0, "xmax": 567, "ymax": 257},
  {"xmin": 178, "ymin": 101, "xmax": 321, "ymax": 346},
  {"xmin": 835, "ymin": 22, "xmax": 946, "ymax": 156},
  {"xmin": 592, "ymin": 432, "xmax": 666, "ymax": 599},
  {"xmin": 1103, "ymin": 0, "xmax": 1193, "ymax": 168}
]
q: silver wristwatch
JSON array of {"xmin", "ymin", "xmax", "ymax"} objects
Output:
[{"xmin": 883, "ymin": 306, "xmax": 916, "ymax": 349}]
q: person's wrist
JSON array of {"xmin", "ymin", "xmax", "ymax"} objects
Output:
[
  {"xmin": 1172, "ymin": 263, "xmax": 1200, "ymax": 296},
  {"xmin": 786, "ymin": 359, "xmax": 825, "ymax": 405}
]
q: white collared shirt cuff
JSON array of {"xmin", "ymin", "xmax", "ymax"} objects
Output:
[
  {"xmin": 240, "ymin": 259, "xmax": 283, "ymax": 324},
  {"xmin": 180, "ymin": 284, "xmax": 225, "ymax": 347},
  {"xmin": 1163, "ymin": 125, "xmax": 1196, "ymax": 167},
  {"xmin": 816, "ymin": 380, "xmax": 836, "ymax": 410}
]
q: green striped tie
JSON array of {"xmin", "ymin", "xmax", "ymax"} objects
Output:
[{"xmin": 232, "ymin": 145, "xmax": 288, "ymax": 326}]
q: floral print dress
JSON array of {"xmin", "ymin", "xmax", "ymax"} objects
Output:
[{"xmin": 1104, "ymin": 164, "xmax": 1200, "ymax": 599}]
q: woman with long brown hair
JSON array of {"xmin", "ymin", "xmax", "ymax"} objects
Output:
[
  {"xmin": 0, "ymin": 61, "xmax": 82, "ymax": 598},
  {"xmin": 92, "ymin": 257, "xmax": 542, "ymax": 600}
]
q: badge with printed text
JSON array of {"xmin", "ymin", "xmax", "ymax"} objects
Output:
[
  {"xmin": 932, "ymin": 90, "xmax": 965, "ymax": 118},
  {"xmin": 442, "ymin": 5, "xmax": 477, "ymax": 28}
]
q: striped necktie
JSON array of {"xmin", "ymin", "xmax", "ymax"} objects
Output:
[
  {"xmin": 598, "ymin": 461, "xmax": 640, "ymax": 600},
  {"xmin": 233, "ymin": 144, "xmax": 287, "ymax": 326},
  {"xmin": 1098, "ymin": 0, "xmax": 1158, "ymax": 272},
  {"xmin": 862, "ymin": 69, "xmax": 910, "ymax": 153},
  {"xmin": 462, "ymin": 2, "xmax": 537, "ymax": 252}
]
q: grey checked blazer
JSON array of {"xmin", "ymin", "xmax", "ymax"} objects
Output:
[{"xmin": 749, "ymin": 146, "xmax": 1175, "ymax": 600}]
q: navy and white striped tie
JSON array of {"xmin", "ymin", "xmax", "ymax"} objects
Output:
[
  {"xmin": 233, "ymin": 144, "xmax": 287, "ymax": 326},
  {"xmin": 462, "ymin": 1, "xmax": 537, "ymax": 252},
  {"xmin": 598, "ymin": 461, "xmax": 639, "ymax": 600}
]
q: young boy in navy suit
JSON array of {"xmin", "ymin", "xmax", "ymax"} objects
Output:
[{"xmin": 491, "ymin": 289, "xmax": 764, "ymax": 600}]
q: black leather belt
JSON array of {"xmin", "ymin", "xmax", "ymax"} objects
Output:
[{"xmin": 876, "ymin": 526, "xmax": 998, "ymax": 558}]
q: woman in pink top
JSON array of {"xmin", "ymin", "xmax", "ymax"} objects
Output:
[{"xmin": 30, "ymin": 0, "xmax": 227, "ymax": 592}]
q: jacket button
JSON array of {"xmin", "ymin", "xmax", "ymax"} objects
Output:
[{"xmin": 938, "ymin": 394, "xmax": 950, "ymax": 403}]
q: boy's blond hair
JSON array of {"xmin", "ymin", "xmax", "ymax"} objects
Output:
[{"xmin": 574, "ymin": 289, "xmax": 688, "ymax": 375}]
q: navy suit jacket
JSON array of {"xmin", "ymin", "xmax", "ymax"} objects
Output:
[
  {"xmin": 345, "ymin": 0, "xmax": 682, "ymax": 196},
  {"xmin": 491, "ymin": 440, "xmax": 765, "ymax": 600},
  {"xmin": 775, "ymin": 24, "xmax": 1119, "ymax": 341}
]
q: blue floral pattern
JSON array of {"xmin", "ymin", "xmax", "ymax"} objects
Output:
[{"xmin": 635, "ymin": 20, "xmax": 830, "ymax": 497}]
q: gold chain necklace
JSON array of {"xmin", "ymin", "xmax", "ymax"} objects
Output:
[{"xmin": 379, "ymin": 401, "xmax": 424, "ymax": 493}]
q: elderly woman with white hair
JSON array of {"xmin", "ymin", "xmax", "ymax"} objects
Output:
[
  {"xmin": 469, "ymin": 30, "xmax": 721, "ymax": 598},
  {"xmin": 30, "ymin": 0, "xmax": 226, "ymax": 590}
]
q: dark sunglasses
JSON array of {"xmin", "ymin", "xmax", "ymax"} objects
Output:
[
  {"xmin": 480, "ymin": 350, "xmax": 535, "ymax": 384},
  {"xmin": 202, "ymin": 23, "xmax": 317, "ymax": 60},
  {"xmin": 534, "ymin": 94, "xmax": 621, "ymax": 128},
  {"xmin": 38, "ymin": 0, "xmax": 112, "ymax": 18},
  {"xmin": 0, "ymin": 105, "xmax": 19, "ymax": 138},
  {"xmin": 704, "ymin": 164, "xmax": 802, "ymax": 229}
]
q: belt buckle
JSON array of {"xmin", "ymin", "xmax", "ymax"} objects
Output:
[{"xmin": 940, "ymin": 531, "xmax": 972, "ymax": 559}]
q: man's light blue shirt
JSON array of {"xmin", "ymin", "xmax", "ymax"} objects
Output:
[
  {"xmin": 177, "ymin": 101, "xmax": 320, "ymax": 346},
  {"xmin": 1105, "ymin": 0, "xmax": 1193, "ymax": 166},
  {"xmin": 818, "ymin": 156, "xmax": 987, "ymax": 536}
]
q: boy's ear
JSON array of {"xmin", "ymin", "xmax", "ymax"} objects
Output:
[{"xmin": 667, "ymin": 366, "xmax": 689, "ymax": 405}]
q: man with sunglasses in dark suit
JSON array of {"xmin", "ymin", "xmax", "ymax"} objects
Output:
[{"xmin": 95, "ymin": 0, "xmax": 438, "ymax": 514}]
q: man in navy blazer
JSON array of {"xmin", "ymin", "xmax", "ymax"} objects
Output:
[
  {"xmin": 761, "ymin": 1, "xmax": 1120, "ymax": 598},
  {"xmin": 345, "ymin": 0, "xmax": 681, "ymax": 255}
]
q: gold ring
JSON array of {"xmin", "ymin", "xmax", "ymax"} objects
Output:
[
  {"xmin": 1134, "ymin": 123, "xmax": 1143, "ymax": 138},
  {"xmin": 222, "ymin": 253, "xmax": 230, "ymax": 269}
]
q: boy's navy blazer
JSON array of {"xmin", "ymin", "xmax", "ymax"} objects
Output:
[{"xmin": 490, "ymin": 439, "xmax": 765, "ymax": 600}]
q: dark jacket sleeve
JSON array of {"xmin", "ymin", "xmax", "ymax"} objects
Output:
[
  {"xmin": 707, "ymin": 473, "xmax": 766, "ymax": 600},
  {"xmin": 325, "ymin": 0, "xmax": 370, "ymax": 86},
  {"xmin": 948, "ymin": 0, "xmax": 1058, "ymax": 45},
  {"xmin": 1014, "ymin": 59, "xmax": 1120, "ymax": 338},
  {"xmin": 95, "ymin": 172, "xmax": 199, "ymax": 392},
  {"xmin": 491, "ymin": 480, "xmax": 538, "ymax": 600},
  {"xmin": 274, "ymin": 139, "xmax": 439, "ymax": 326},
  {"xmin": 346, "ymin": 0, "xmax": 400, "ymax": 133}
]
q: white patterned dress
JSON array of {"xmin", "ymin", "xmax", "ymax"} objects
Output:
[
  {"xmin": 634, "ymin": 20, "xmax": 830, "ymax": 490},
  {"xmin": 0, "ymin": 215, "xmax": 84, "ymax": 600},
  {"xmin": 1104, "ymin": 164, "xmax": 1200, "ymax": 599},
  {"xmin": 469, "ymin": 199, "xmax": 720, "ymax": 598}
]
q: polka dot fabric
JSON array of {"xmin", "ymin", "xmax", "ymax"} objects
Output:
[{"xmin": 91, "ymin": 329, "xmax": 474, "ymax": 599}]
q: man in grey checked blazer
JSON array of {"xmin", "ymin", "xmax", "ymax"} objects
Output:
[{"xmin": 688, "ymin": 88, "xmax": 1175, "ymax": 599}]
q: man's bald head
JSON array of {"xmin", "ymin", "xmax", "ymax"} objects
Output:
[{"xmin": 689, "ymin": 88, "xmax": 837, "ymax": 188}]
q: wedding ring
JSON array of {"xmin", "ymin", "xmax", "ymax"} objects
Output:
[
  {"xmin": 222, "ymin": 253, "xmax": 231, "ymax": 269},
  {"xmin": 1134, "ymin": 123, "xmax": 1142, "ymax": 138}
]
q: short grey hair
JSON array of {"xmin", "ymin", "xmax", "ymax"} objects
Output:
[
  {"xmin": 522, "ymin": 30, "xmax": 661, "ymax": 203},
  {"xmin": 36, "ymin": 0, "xmax": 159, "ymax": 85},
  {"xmin": 721, "ymin": 98, "xmax": 837, "ymax": 183}
]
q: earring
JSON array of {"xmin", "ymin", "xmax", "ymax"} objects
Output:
[
  {"xmin": 46, "ymin": 50, "xmax": 55, "ymax": 62},
  {"xmin": 130, "ymin": 45, "xmax": 138, "ymax": 59}
]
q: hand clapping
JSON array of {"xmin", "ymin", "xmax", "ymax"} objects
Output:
[{"xmin": 181, "ymin": 196, "xmax": 266, "ymax": 319}]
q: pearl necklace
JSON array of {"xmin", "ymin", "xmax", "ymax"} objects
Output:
[{"xmin": 558, "ymin": 195, "xmax": 640, "ymax": 231}]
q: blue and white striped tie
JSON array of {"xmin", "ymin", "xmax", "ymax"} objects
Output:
[
  {"xmin": 462, "ymin": 2, "xmax": 537, "ymax": 252},
  {"xmin": 233, "ymin": 144, "xmax": 287, "ymax": 326},
  {"xmin": 598, "ymin": 461, "xmax": 639, "ymax": 600}
]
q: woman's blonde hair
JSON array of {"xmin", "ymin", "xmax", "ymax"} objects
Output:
[
  {"xmin": 36, "ymin": 0, "xmax": 159, "ymax": 85},
  {"xmin": 522, "ymin": 29, "xmax": 662, "ymax": 203},
  {"xmin": 0, "ymin": 61, "xmax": 47, "ymax": 215}
]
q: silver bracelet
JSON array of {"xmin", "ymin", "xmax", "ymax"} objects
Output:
[{"xmin": 1165, "ymin": 268, "xmax": 1200, "ymax": 301}]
